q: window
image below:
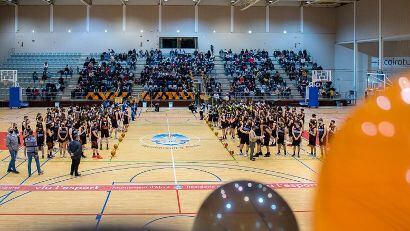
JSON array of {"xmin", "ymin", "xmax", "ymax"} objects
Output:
[{"xmin": 159, "ymin": 37, "xmax": 198, "ymax": 49}]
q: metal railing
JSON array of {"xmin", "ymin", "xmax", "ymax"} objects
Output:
[
  {"xmin": 23, "ymin": 93, "xmax": 63, "ymax": 101},
  {"xmin": 0, "ymin": 92, "xmax": 63, "ymax": 101}
]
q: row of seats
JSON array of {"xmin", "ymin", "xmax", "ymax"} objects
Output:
[
  {"xmin": 1, "ymin": 52, "xmax": 82, "ymax": 89},
  {"xmin": 11, "ymin": 52, "xmax": 81, "ymax": 57}
]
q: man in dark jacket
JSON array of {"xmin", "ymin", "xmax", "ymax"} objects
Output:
[
  {"xmin": 6, "ymin": 128, "xmax": 20, "ymax": 174},
  {"xmin": 68, "ymin": 134, "xmax": 82, "ymax": 177},
  {"xmin": 25, "ymin": 130, "xmax": 43, "ymax": 177}
]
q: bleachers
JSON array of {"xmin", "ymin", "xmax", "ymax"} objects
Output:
[
  {"xmin": 217, "ymin": 49, "xmax": 323, "ymax": 99},
  {"xmin": 0, "ymin": 52, "xmax": 83, "ymax": 100}
]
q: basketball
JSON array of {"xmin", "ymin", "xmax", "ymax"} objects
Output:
[
  {"xmin": 1, "ymin": 0, "xmax": 408, "ymax": 230},
  {"xmin": 315, "ymin": 76, "xmax": 410, "ymax": 230}
]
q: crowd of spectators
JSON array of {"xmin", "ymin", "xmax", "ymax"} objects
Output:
[
  {"xmin": 27, "ymin": 62, "xmax": 69, "ymax": 100},
  {"xmin": 57, "ymin": 65, "xmax": 74, "ymax": 78},
  {"xmin": 203, "ymin": 75, "xmax": 222, "ymax": 96},
  {"xmin": 100, "ymin": 49, "xmax": 143, "ymax": 71},
  {"xmin": 274, "ymin": 49, "xmax": 311, "ymax": 97},
  {"xmin": 25, "ymin": 83, "xmax": 60, "ymax": 101},
  {"xmin": 71, "ymin": 49, "xmax": 135, "ymax": 98},
  {"xmin": 140, "ymin": 49, "xmax": 214, "ymax": 93},
  {"xmin": 221, "ymin": 49, "xmax": 288, "ymax": 97}
]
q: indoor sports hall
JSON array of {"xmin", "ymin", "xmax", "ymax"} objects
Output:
[{"xmin": 0, "ymin": 0, "xmax": 409, "ymax": 230}]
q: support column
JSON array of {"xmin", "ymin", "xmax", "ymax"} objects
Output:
[
  {"xmin": 195, "ymin": 5, "xmax": 198, "ymax": 33},
  {"xmin": 300, "ymin": 5, "xmax": 304, "ymax": 33},
  {"xmin": 122, "ymin": 4, "xmax": 126, "ymax": 32},
  {"xmin": 378, "ymin": 0, "xmax": 383, "ymax": 71},
  {"xmin": 86, "ymin": 5, "xmax": 90, "ymax": 32},
  {"xmin": 159, "ymin": 4, "xmax": 162, "ymax": 33},
  {"xmin": 353, "ymin": 1, "xmax": 357, "ymax": 95},
  {"xmin": 230, "ymin": 6, "xmax": 234, "ymax": 33},
  {"xmin": 265, "ymin": 6, "xmax": 269, "ymax": 33},
  {"xmin": 14, "ymin": 5, "xmax": 18, "ymax": 33},
  {"xmin": 50, "ymin": 5, "xmax": 54, "ymax": 32}
]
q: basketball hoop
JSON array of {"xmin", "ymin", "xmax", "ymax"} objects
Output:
[{"xmin": 0, "ymin": 70, "xmax": 18, "ymax": 87}]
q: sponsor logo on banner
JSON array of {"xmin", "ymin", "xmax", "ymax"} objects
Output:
[
  {"xmin": 0, "ymin": 183, "xmax": 317, "ymax": 192},
  {"xmin": 371, "ymin": 57, "xmax": 410, "ymax": 68}
]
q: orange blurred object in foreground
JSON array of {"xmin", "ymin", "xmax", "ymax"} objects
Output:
[{"xmin": 315, "ymin": 76, "xmax": 410, "ymax": 230}]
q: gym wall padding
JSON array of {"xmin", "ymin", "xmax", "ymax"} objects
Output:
[{"xmin": 141, "ymin": 92, "xmax": 194, "ymax": 101}]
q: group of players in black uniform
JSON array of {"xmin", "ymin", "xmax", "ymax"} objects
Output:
[
  {"xmin": 207, "ymin": 101, "xmax": 337, "ymax": 161},
  {"xmin": 14, "ymin": 103, "xmax": 132, "ymax": 160},
  {"xmin": 12, "ymin": 100, "xmax": 336, "ymax": 163}
]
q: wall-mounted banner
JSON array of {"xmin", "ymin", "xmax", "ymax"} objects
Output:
[{"xmin": 371, "ymin": 57, "xmax": 410, "ymax": 68}]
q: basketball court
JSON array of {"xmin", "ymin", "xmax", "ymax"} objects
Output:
[{"xmin": 0, "ymin": 106, "xmax": 351, "ymax": 230}]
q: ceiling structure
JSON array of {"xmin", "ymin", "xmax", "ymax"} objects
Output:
[{"xmin": 1, "ymin": 0, "xmax": 356, "ymax": 8}]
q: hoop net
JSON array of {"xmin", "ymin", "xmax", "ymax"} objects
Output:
[
  {"xmin": 0, "ymin": 79, "xmax": 13, "ymax": 87},
  {"xmin": 312, "ymin": 70, "xmax": 332, "ymax": 83},
  {"xmin": 366, "ymin": 73, "xmax": 392, "ymax": 96}
]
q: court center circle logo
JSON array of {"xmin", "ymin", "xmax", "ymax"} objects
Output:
[
  {"xmin": 152, "ymin": 133, "xmax": 190, "ymax": 146},
  {"xmin": 140, "ymin": 133, "xmax": 200, "ymax": 149}
]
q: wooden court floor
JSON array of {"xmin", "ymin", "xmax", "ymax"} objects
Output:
[{"xmin": 0, "ymin": 107, "xmax": 351, "ymax": 231}]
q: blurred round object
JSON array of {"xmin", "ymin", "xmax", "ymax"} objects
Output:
[
  {"xmin": 229, "ymin": 150, "xmax": 234, "ymax": 156},
  {"xmin": 121, "ymin": 133, "xmax": 126, "ymax": 138},
  {"xmin": 214, "ymin": 131, "xmax": 218, "ymax": 136},
  {"xmin": 118, "ymin": 137, "xmax": 123, "ymax": 142},
  {"xmin": 193, "ymin": 180, "xmax": 298, "ymax": 231},
  {"xmin": 113, "ymin": 144, "xmax": 118, "ymax": 149},
  {"xmin": 224, "ymin": 143, "xmax": 228, "ymax": 148},
  {"xmin": 315, "ymin": 76, "xmax": 410, "ymax": 230},
  {"xmin": 110, "ymin": 150, "xmax": 116, "ymax": 157}
]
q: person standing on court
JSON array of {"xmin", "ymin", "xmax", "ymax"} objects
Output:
[
  {"xmin": 199, "ymin": 103, "xmax": 205, "ymax": 120},
  {"xmin": 68, "ymin": 134, "xmax": 82, "ymax": 177},
  {"xmin": 131, "ymin": 101, "xmax": 137, "ymax": 121},
  {"xmin": 25, "ymin": 130, "xmax": 44, "ymax": 177},
  {"xmin": 248, "ymin": 125, "xmax": 264, "ymax": 161},
  {"xmin": 6, "ymin": 127, "xmax": 20, "ymax": 174}
]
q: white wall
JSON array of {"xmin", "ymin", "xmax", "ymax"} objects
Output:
[
  {"xmin": 127, "ymin": 5, "xmax": 158, "ymax": 33},
  {"xmin": 0, "ymin": 5, "xmax": 15, "ymax": 61},
  {"xmin": 334, "ymin": 43, "xmax": 371, "ymax": 97},
  {"xmin": 0, "ymin": 4, "xmax": 337, "ymax": 70},
  {"xmin": 54, "ymin": 5, "xmax": 86, "ymax": 33},
  {"xmin": 90, "ymin": 5, "xmax": 122, "ymax": 33},
  {"xmin": 334, "ymin": 0, "xmax": 410, "ymax": 98},
  {"xmin": 382, "ymin": 0, "xmax": 410, "ymax": 37},
  {"xmin": 162, "ymin": 6, "xmax": 195, "ymax": 34},
  {"xmin": 336, "ymin": 0, "xmax": 410, "ymax": 42},
  {"xmin": 18, "ymin": 5, "xmax": 49, "ymax": 33},
  {"xmin": 269, "ymin": 6, "xmax": 299, "ymax": 33},
  {"xmin": 235, "ymin": 6, "xmax": 265, "ymax": 33},
  {"xmin": 198, "ymin": 6, "xmax": 230, "ymax": 33}
]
